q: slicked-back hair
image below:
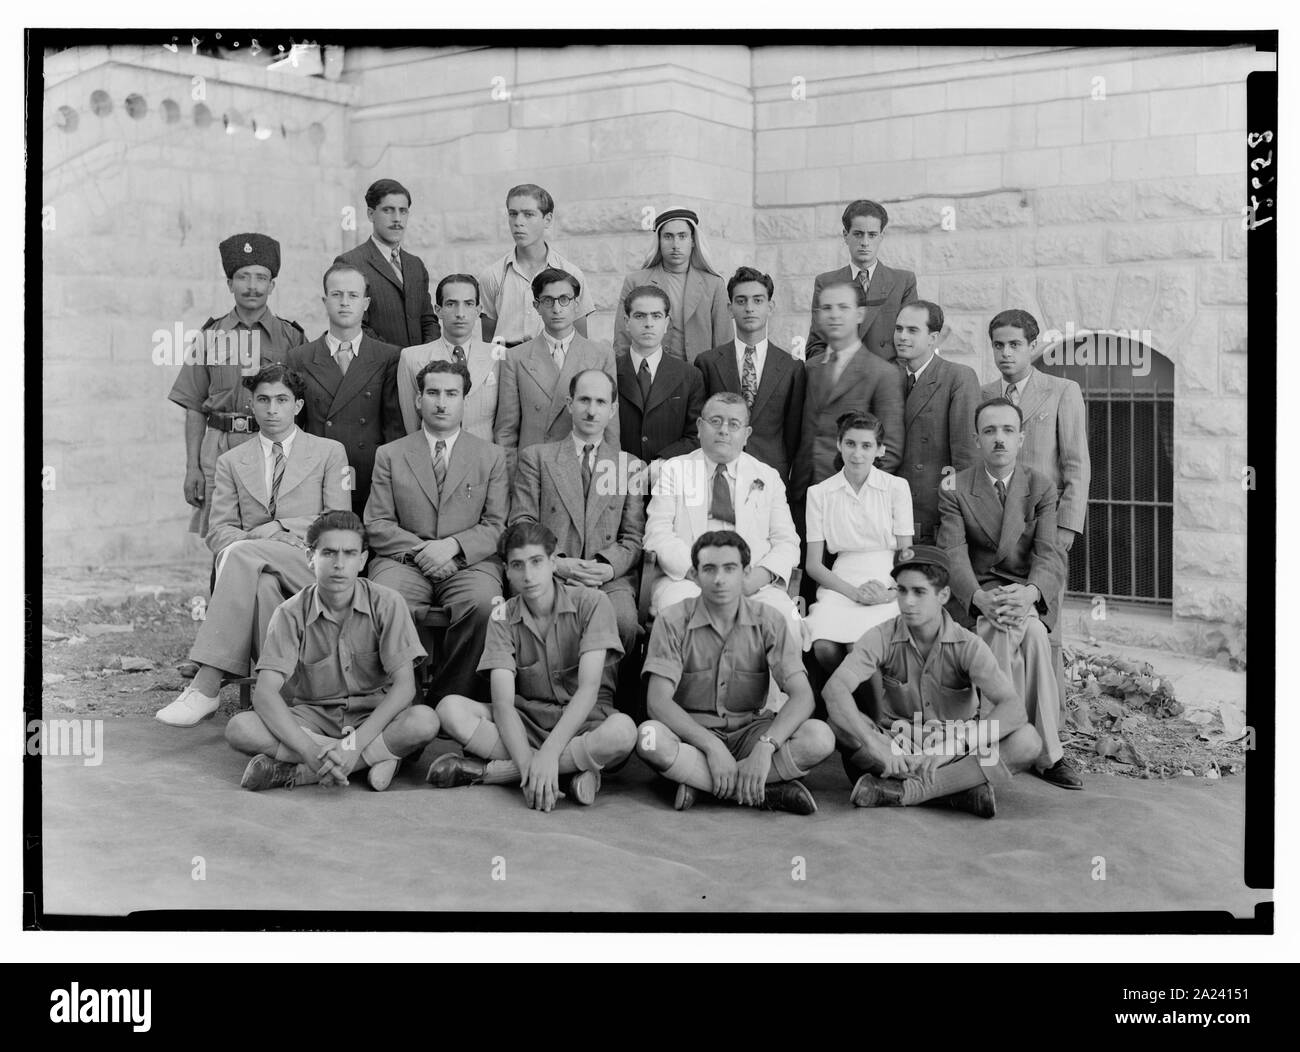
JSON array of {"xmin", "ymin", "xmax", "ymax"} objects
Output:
[
  {"xmin": 727, "ymin": 266, "xmax": 775, "ymax": 300},
  {"xmin": 506, "ymin": 183, "xmax": 555, "ymax": 216},
  {"xmin": 436, "ymin": 273, "xmax": 481, "ymax": 306},
  {"xmin": 841, "ymin": 199, "xmax": 889, "ymax": 231},
  {"xmin": 691, "ymin": 529, "xmax": 752, "ymax": 571},
  {"xmin": 416, "ymin": 358, "xmax": 472, "ymax": 397},
  {"xmin": 974, "ymin": 395, "xmax": 1024, "ymax": 431},
  {"xmin": 365, "ymin": 178, "xmax": 411, "ymax": 209},
  {"xmin": 901, "ymin": 299, "xmax": 944, "ymax": 334},
  {"xmin": 702, "ymin": 391, "xmax": 750, "ymax": 425},
  {"xmin": 500, "ymin": 520, "xmax": 557, "ymax": 561},
  {"xmin": 568, "ymin": 368, "xmax": 617, "ymax": 401},
  {"xmin": 988, "ymin": 308, "xmax": 1039, "ymax": 343},
  {"xmin": 307, "ymin": 510, "xmax": 368, "ymax": 551},
  {"xmin": 531, "ymin": 267, "xmax": 581, "ymax": 299},
  {"xmin": 243, "ymin": 364, "xmax": 307, "ymax": 401},
  {"xmin": 625, "ymin": 284, "xmax": 672, "ymax": 317},
  {"xmin": 322, "ymin": 261, "xmax": 370, "ymax": 297},
  {"xmin": 818, "ymin": 279, "xmax": 868, "ymax": 308}
]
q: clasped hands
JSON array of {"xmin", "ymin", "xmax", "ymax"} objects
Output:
[
  {"xmin": 413, "ymin": 538, "xmax": 461, "ymax": 581},
  {"xmin": 973, "ymin": 583, "xmax": 1039, "ymax": 630},
  {"xmin": 555, "ymin": 557, "xmax": 615, "ymax": 587}
]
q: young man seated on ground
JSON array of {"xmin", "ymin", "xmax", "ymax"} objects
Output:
[
  {"xmin": 635, "ymin": 530, "xmax": 835, "ymax": 815},
  {"xmin": 157, "ymin": 364, "xmax": 351, "ymax": 727},
  {"xmin": 428, "ymin": 522, "xmax": 637, "ymax": 811},
  {"xmin": 820, "ymin": 546, "xmax": 1042, "ymax": 819},
  {"xmin": 225, "ymin": 510, "xmax": 440, "ymax": 792}
]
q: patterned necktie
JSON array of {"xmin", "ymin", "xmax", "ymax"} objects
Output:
[
  {"xmin": 637, "ymin": 359, "xmax": 652, "ymax": 402},
  {"xmin": 741, "ymin": 345, "xmax": 758, "ymax": 408},
  {"xmin": 336, "ymin": 340, "xmax": 353, "ymax": 376},
  {"xmin": 390, "ymin": 248, "xmax": 404, "ymax": 285},
  {"xmin": 433, "ymin": 440, "xmax": 447, "ymax": 492},
  {"xmin": 857, "ymin": 269, "xmax": 870, "ymax": 291},
  {"xmin": 581, "ymin": 443, "xmax": 594, "ymax": 496},
  {"xmin": 452, "ymin": 345, "xmax": 467, "ymax": 365},
  {"xmin": 995, "ymin": 478, "xmax": 1007, "ymax": 506},
  {"xmin": 710, "ymin": 463, "xmax": 735, "ymax": 524},
  {"xmin": 1006, "ymin": 383, "xmax": 1020, "ymax": 406},
  {"xmin": 268, "ymin": 441, "xmax": 285, "ymax": 518}
]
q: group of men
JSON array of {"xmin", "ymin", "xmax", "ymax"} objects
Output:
[{"xmin": 158, "ymin": 178, "xmax": 1091, "ymax": 819}]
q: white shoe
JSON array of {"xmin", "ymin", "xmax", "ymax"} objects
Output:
[
  {"xmin": 366, "ymin": 758, "xmax": 400, "ymax": 792},
  {"xmin": 155, "ymin": 684, "xmax": 221, "ymax": 727}
]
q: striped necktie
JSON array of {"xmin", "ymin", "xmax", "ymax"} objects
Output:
[
  {"xmin": 1005, "ymin": 383, "xmax": 1020, "ymax": 406},
  {"xmin": 389, "ymin": 248, "xmax": 404, "ymax": 285},
  {"xmin": 995, "ymin": 478, "xmax": 1006, "ymax": 506},
  {"xmin": 269, "ymin": 441, "xmax": 286, "ymax": 518},
  {"xmin": 433, "ymin": 440, "xmax": 447, "ymax": 492}
]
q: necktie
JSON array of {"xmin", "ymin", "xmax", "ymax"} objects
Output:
[
  {"xmin": 637, "ymin": 360, "xmax": 652, "ymax": 403},
  {"xmin": 1006, "ymin": 383, "xmax": 1020, "ymax": 406},
  {"xmin": 581, "ymin": 443, "xmax": 594, "ymax": 496},
  {"xmin": 995, "ymin": 478, "xmax": 1007, "ymax": 506},
  {"xmin": 710, "ymin": 463, "xmax": 735, "ymax": 524},
  {"xmin": 433, "ymin": 440, "xmax": 447, "ymax": 493},
  {"xmin": 906, "ymin": 370, "xmax": 917, "ymax": 397},
  {"xmin": 741, "ymin": 345, "xmax": 758, "ymax": 408},
  {"xmin": 452, "ymin": 345, "xmax": 467, "ymax": 365},
  {"xmin": 336, "ymin": 340, "xmax": 353, "ymax": 376},
  {"xmin": 826, "ymin": 347, "xmax": 842, "ymax": 384},
  {"xmin": 268, "ymin": 441, "xmax": 285, "ymax": 518},
  {"xmin": 857, "ymin": 269, "xmax": 870, "ymax": 291},
  {"xmin": 390, "ymin": 248, "xmax": 404, "ymax": 285},
  {"xmin": 551, "ymin": 339, "xmax": 565, "ymax": 371}
]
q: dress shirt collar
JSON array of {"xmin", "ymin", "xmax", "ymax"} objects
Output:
[
  {"xmin": 851, "ymin": 261, "xmax": 877, "ymax": 288},
  {"xmin": 305, "ymin": 580, "xmax": 370, "ymax": 625},
  {"xmin": 372, "ymin": 234, "xmax": 402, "ymax": 260},
  {"xmin": 258, "ymin": 427, "xmax": 297, "ymax": 456},
  {"xmin": 906, "ymin": 352, "xmax": 937, "ymax": 381},
  {"xmin": 423, "ymin": 426, "xmax": 461, "ymax": 461},
  {"xmin": 985, "ymin": 466, "xmax": 1014, "ymax": 489},
  {"xmin": 827, "ymin": 465, "xmax": 889, "ymax": 495},
  {"xmin": 326, "ymin": 331, "xmax": 363, "ymax": 357},
  {"xmin": 630, "ymin": 347, "xmax": 664, "ymax": 378},
  {"xmin": 571, "ymin": 432, "xmax": 601, "ymax": 460}
]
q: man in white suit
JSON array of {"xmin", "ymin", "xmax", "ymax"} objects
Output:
[
  {"xmin": 644, "ymin": 393, "xmax": 802, "ymax": 643},
  {"xmin": 157, "ymin": 365, "xmax": 351, "ymax": 727},
  {"xmin": 494, "ymin": 267, "xmax": 618, "ymax": 477},
  {"xmin": 398, "ymin": 274, "xmax": 500, "ymax": 441}
]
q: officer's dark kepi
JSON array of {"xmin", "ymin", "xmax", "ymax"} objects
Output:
[
  {"xmin": 890, "ymin": 545, "xmax": 950, "ymax": 579},
  {"xmin": 219, "ymin": 232, "xmax": 282, "ymax": 278}
]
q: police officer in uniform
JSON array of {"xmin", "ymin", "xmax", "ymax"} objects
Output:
[{"xmin": 168, "ymin": 233, "xmax": 306, "ymax": 536}]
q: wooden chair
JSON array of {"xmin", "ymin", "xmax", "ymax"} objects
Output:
[{"xmin": 234, "ymin": 606, "xmax": 452, "ymax": 709}]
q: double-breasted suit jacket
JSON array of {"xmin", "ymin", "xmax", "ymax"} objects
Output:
[{"xmin": 615, "ymin": 352, "xmax": 705, "ymax": 464}]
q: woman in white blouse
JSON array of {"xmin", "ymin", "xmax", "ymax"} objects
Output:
[{"xmin": 802, "ymin": 411, "xmax": 914, "ymax": 675}]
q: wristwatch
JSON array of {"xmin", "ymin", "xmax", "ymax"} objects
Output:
[{"xmin": 758, "ymin": 734, "xmax": 781, "ymax": 751}]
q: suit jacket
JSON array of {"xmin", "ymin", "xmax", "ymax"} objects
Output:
[
  {"xmin": 613, "ymin": 266, "xmax": 732, "ymax": 363},
  {"xmin": 900, "ymin": 354, "xmax": 982, "ymax": 543},
  {"xmin": 805, "ymin": 262, "xmax": 918, "ymax": 362},
  {"xmin": 397, "ymin": 336, "xmax": 500, "ymax": 442},
  {"xmin": 937, "ymin": 464, "xmax": 1066, "ymax": 631},
  {"xmin": 206, "ymin": 430, "xmax": 351, "ymax": 555},
  {"xmin": 645, "ymin": 450, "xmax": 799, "ymax": 586},
  {"xmin": 981, "ymin": 368, "xmax": 1091, "ymax": 534},
  {"xmin": 335, "ymin": 241, "xmax": 439, "ymax": 348},
  {"xmin": 793, "ymin": 344, "xmax": 905, "ymax": 498},
  {"xmin": 695, "ymin": 340, "xmax": 806, "ymax": 485},
  {"xmin": 363, "ymin": 430, "xmax": 509, "ymax": 567},
  {"xmin": 494, "ymin": 333, "xmax": 619, "ymax": 475},
  {"xmin": 510, "ymin": 439, "xmax": 645, "ymax": 588},
  {"xmin": 616, "ymin": 351, "xmax": 705, "ymax": 463},
  {"xmin": 287, "ymin": 334, "xmax": 404, "ymax": 515}
]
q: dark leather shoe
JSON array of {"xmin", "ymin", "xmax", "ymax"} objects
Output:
[
  {"xmin": 850, "ymin": 773, "xmax": 906, "ymax": 808},
  {"xmin": 241, "ymin": 754, "xmax": 303, "ymax": 791},
  {"xmin": 940, "ymin": 782, "xmax": 997, "ymax": 818},
  {"xmin": 761, "ymin": 779, "xmax": 818, "ymax": 815},
  {"xmin": 425, "ymin": 753, "xmax": 486, "ymax": 788},
  {"xmin": 1037, "ymin": 757, "xmax": 1084, "ymax": 790},
  {"xmin": 673, "ymin": 783, "xmax": 697, "ymax": 811}
]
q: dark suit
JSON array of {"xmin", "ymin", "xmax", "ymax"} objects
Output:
[
  {"xmin": 805, "ymin": 263, "xmax": 918, "ymax": 362},
  {"xmin": 287, "ymin": 335, "xmax": 404, "ymax": 515},
  {"xmin": 613, "ymin": 266, "xmax": 731, "ymax": 363},
  {"xmin": 937, "ymin": 465, "xmax": 1065, "ymax": 632},
  {"xmin": 694, "ymin": 340, "xmax": 805, "ymax": 485},
  {"xmin": 793, "ymin": 345, "xmax": 905, "ymax": 499},
  {"xmin": 364, "ymin": 430, "xmax": 509, "ymax": 700},
  {"xmin": 615, "ymin": 352, "xmax": 705, "ymax": 463},
  {"xmin": 900, "ymin": 354, "xmax": 982, "ymax": 544},
  {"xmin": 511, "ymin": 439, "xmax": 645, "ymax": 651},
  {"xmin": 335, "ymin": 240, "xmax": 439, "ymax": 348}
]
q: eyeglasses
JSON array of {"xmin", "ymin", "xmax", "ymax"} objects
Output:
[
  {"xmin": 536, "ymin": 295, "xmax": 575, "ymax": 308},
  {"xmin": 703, "ymin": 416, "xmax": 748, "ymax": 433}
]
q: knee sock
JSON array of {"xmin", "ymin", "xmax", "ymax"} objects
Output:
[
  {"xmin": 482, "ymin": 759, "xmax": 521, "ymax": 785},
  {"xmin": 850, "ymin": 744, "xmax": 884, "ymax": 776},
  {"xmin": 661, "ymin": 742, "xmax": 714, "ymax": 793},
  {"xmin": 465, "ymin": 718, "xmax": 509, "ymax": 760},
  {"xmin": 900, "ymin": 754, "xmax": 988, "ymax": 805},
  {"xmin": 361, "ymin": 733, "xmax": 399, "ymax": 768},
  {"xmin": 567, "ymin": 732, "xmax": 600, "ymax": 774},
  {"xmin": 771, "ymin": 743, "xmax": 809, "ymax": 783}
]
